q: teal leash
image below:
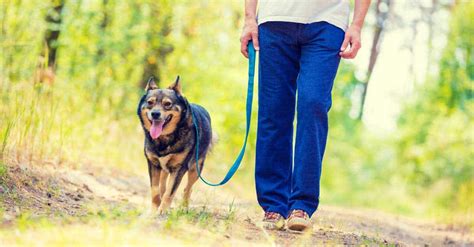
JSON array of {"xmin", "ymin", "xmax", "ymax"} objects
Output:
[{"xmin": 191, "ymin": 42, "xmax": 256, "ymax": 186}]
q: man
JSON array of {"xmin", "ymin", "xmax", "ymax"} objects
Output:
[{"xmin": 240, "ymin": 0, "xmax": 370, "ymax": 231}]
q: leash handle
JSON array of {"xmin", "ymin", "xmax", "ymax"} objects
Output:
[{"xmin": 192, "ymin": 42, "xmax": 256, "ymax": 186}]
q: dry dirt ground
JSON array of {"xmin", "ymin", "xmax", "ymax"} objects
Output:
[{"xmin": 0, "ymin": 162, "xmax": 472, "ymax": 246}]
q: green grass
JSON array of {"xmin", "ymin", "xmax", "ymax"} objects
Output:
[
  {"xmin": 0, "ymin": 121, "xmax": 13, "ymax": 158},
  {"xmin": 165, "ymin": 207, "xmax": 214, "ymax": 229},
  {"xmin": 0, "ymin": 162, "xmax": 8, "ymax": 201},
  {"xmin": 0, "ymin": 161, "xmax": 6, "ymax": 179},
  {"xmin": 0, "ymin": 202, "xmax": 251, "ymax": 246}
]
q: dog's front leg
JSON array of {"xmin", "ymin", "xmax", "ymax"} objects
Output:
[
  {"xmin": 157, "ymin": 167, "xmax": 187, "ymax": 214},
  {"xmin": 182, "ymin": 165, "xmax": 200, "ymax": 208},
  {"xmin": 159, "ymin": 170, "xmax": 168, "ymax": 200},
  {"xmin": 148, "ymin": 161, "xmax": 162, "ymax": 209}
]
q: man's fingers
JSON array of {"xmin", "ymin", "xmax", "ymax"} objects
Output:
[
  {"xmin": 339, "ymin": 34, "xmax": 351, "ymax": 58},
  {"xmin": 347, "ymin": 41, "xmax": 361, "ymax": 58},
  {"xmin": 340, "ymin": 47, "xmax": 355, "ymax": 59},
  {"xmin": 340, "ymin": 35, "xmax": 350, "ymax": 52},
  {"xmin": 240, "ymin": 36, "xmax": 249, "ymax": 58},
  {"xmin": 340, "ymin": 41, "xmax": 361, "ymax": 59},
  {"xmin": 251, "ymin": 32, "xmax": 259, "ymax": 51},
  {"xmin": 241, "ymin": 31, "xmax": 259, "ymax": 58},
  {"xmin": 339, "ymin": 46, "xmax": 352, "ymax": 58}
]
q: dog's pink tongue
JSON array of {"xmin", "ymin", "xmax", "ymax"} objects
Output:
[{"xmin": 150, "ymin": 120, "xmax": 164, "ymax": 139}]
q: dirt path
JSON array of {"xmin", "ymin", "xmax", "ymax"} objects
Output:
[{"xmin": 1, "ymin": 163, "xmax": 472, "ymax": 246}]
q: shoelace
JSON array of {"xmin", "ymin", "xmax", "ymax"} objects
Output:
[
  {"xmin": 264, "ymin": 212, "xmax": 282, "ymax": 220},
  {"xmin": 290, "ymin": 210, "xmax": 308, "ymax": 220}
]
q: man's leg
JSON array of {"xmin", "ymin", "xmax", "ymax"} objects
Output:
[
  {"xmin": 256, "ymin": 22, "xmax": 300, "ymax": 217},
  {"xmin": 289, "ymin": 22, "xmax": 345, "ymax": 217}
]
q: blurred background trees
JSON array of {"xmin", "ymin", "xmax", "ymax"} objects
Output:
[{"xmin": 1, "ymin": 0, "xmax": 472, "ymax": 227}]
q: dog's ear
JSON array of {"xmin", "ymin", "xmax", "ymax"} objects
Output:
[
  {"xmin": 181, "ymin": 96, "xmax": 190, "ymax": 111},
  {"xmin": 180, "ymin": 95, "xmax": 191, "ymax": 118},
  {"xmin": 168, "ymin": 75, "xmax": 182, "ymax": 95},
  {"xmin": 145, "ymin": 76, "xmax": 158, "ymax": 91}
]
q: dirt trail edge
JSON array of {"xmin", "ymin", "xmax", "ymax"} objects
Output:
[{"xmin": 0, "ymin": 163, "xmax": 472, "ymax": 246}]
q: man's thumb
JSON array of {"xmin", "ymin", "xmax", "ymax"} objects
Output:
[{"xmin": 251, "ymin": 32, "xmax": 260, "ymax": 51}]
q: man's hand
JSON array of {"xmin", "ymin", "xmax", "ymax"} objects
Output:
[
  {"xmin": 340, "ymin": 0, "xmax": 370, "ymax": 59},
  {"xmin": 240, "ymin": 19, "xmax": 260, "ymax": 58},
  {"xmin": 340, "ymin": 24, "xmax": 362, "ymax": 59}
]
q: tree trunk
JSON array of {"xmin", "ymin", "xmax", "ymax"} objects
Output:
[
  {"xmin": 44, "ymin": 1, "xmax": 64, "ymax": 68},
  {"xmin": 357, "ymin": 0, "xmax": 392, "ymax": 120},
  {"xmin": 141, "ymin": 1, "xmax": 173, "ymax": 88},
  {"xmin": 36, "ymin": 1, "xmax": 64, "ymax": 84}
]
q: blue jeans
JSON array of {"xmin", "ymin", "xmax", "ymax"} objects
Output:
[{"xmin": 255, "ymin": 21, "xmax": 344, "ymax": 218}]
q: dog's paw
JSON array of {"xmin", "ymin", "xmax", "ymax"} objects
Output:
[
  {"xmin": 180, "ymin": 200, "xmax": 190, "ymax": 209},
  {"xmin": 157, "ymin": 206, "xmax": 170, "ymax": 215}
]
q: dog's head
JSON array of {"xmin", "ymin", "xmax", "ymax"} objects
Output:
[{"xmin": 138, "ymin": 76, "xmax": 189, "ymax": 139}]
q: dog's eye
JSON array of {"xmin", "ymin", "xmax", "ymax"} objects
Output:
[
  {"xmin": 163, "ymin": 101, "xmax": 172, "ymax": 108},
  {"xmin": 147, "ymin": 100, "xmax": 154, "ymax": 106}
]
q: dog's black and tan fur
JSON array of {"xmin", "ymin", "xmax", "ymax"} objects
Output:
[{"xmin": 137, "ymin": 76, "xmax": 213, "ymax": 213}]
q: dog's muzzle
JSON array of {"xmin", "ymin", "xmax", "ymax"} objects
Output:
[{"xmin": 150, "ymin": 110, "xmax": 161, "ymax": 120}]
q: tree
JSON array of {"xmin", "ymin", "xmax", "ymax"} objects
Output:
[
  {"xmin": 36, "ymin": 0, "xmax": 64, "ymax": 84},
  {"xmin": 395, "ymin": 1, "xmax": 473, "ymax": 220},
  {"xmin": 44, "ymin": 0, "xmax": 64, "ymax": 68},
  {"xmin": 141, "ymin": 0, "xmax": 173, "ymax": 88},
  {"xmin": 358, "ymin": 0, "xmax": 392, "ymax": 120}
]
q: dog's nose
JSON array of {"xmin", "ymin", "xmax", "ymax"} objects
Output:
[{"xmin": 151, "ymin": 111, "xmax": 161, "ymax": 120}]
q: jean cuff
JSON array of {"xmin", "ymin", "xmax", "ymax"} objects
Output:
[{"xmin": 289, "ymin": 200, "xmax": 319, "ymax": 218}]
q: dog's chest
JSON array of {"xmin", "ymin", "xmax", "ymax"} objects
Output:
[
  {"xmin": 158, "ymin": 155, "xmax": 172, "ymax": 171},
  {"xmin": 145, "ymin": 149, "xmax": 189, "ymax": 172}
]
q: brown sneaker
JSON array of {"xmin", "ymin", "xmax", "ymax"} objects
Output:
[
  {"xmin": 287, "ymin": 209, "xmax": 311, "ymax": 232},
  {"xmin": 262, "ymin": 211, "xmax": 285, "ymax": 230}
]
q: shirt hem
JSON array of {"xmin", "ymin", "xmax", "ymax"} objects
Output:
[{"xmin": 257, "ymin": 16, "xmax": 348, "ymax": 31}]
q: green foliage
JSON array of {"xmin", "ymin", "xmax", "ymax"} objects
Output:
[
  {"xmin": 395, "ymin": 1, "xmax": 474, "ymax": 224},
  {"xmin": 0, "ymin": 0, "xmax": 49, "ymax": 83},
  {"xmin": 0, "ymin": 0, "xmax": 173, "ymax": 170},
  {"xmin": 437, "ymin": 1, "xmax": 473, "ymax": 112}
]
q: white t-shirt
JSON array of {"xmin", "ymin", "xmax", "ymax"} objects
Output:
[{"xmin": 257, "ymin": 0, "xmax": 351, "ymax": 31}]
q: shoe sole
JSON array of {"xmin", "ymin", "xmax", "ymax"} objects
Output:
[{"xmin": 287, "ymin": 219, "xmax": 310, "ymax": 232}]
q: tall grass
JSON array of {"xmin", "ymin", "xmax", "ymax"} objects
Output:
[{"xmin": 1, "ymin": 77, "xmax": 144, "ymax": 171}]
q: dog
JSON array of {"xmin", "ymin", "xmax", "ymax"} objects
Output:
[{"xmin": 137, "ymin": 76, "xmax": 213, "ymax": 213}]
